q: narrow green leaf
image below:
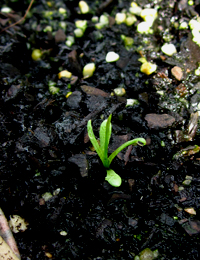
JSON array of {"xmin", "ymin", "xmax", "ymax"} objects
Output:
[
  {"xmin": 99, "ymin": 114, "xmax": 112, "ymax": 168},
  {"xmin": 99, "ymin": 119, "xmax": 108, "ymax": 151},
  {"xmin": 108, "ymin": 137, "xmax": 146, "ymax": 167},
  {"xmin": 105, "ymin": 114, "xmax": 112, "ymax": 151},
  {"xmin": 87, "ymin": 119, "xmax": 104, "ymax": 162}
]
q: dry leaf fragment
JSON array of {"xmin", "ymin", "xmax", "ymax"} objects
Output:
[
  {"xmin": 81, "ymin": 85, "xmax": 110, "ymax": 97},
  {"xmin": 184, "ymin": 208, "xmax": 196, "ymax": 215},
  {"xmin": 9, "ymin": 215, "xmax": 28, "ymax": 233}
]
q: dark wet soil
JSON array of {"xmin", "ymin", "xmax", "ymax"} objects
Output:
[{"xmin": 1, "ymin": 0, "xmax": 200, "ymax": 259}]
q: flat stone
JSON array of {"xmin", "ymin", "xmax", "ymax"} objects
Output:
[
  {"xmin": 68, "ymin": 154, "xmax": 88, "ymax": 177},
  {"xmin": 145, "ymin": 113, "xmax": 175, "ymax": 129},
  {"xmin": 55, "ymin": 29, "xmax": 66, "ymax": 42},
  {"xmin": 67, "ymin": 91, "xmax": 82, "ymax": 109}
]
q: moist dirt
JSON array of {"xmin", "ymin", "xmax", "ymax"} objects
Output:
[{"xmin": 0, "ymin": 0, "xmax": 200, "ymax": 259}]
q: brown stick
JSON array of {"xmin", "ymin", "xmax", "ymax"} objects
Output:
[
  {"xmin": 0, "ymin": 208, "xmax": 21, "ymax": 260},
  {"xmin": 0, "ymin": 236, "xmax": 20, "ymax": 260},
  {"xmin": 0, "ymin": 0, "xmax": 35, "ymax": 33}
]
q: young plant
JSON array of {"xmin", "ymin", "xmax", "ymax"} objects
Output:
[{"xmin": 87, "ymin": 114, "xmax": 146, "ymax": 187}]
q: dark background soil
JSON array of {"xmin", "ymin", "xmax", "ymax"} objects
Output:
[{"xmin": 1, "ymin": 0, "xmax": 200, "ymax": 259}]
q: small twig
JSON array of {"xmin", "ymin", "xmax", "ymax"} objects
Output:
[
  {"xmin": 0, "ymin": 236, "xmax": 20, "ymax": 260},
  {"xmin": 0, "ymin": 0, "xmax": 35, "ymax": 33},
  {"xmin": 0, "ymin": 208, "xmax": 21, "ymax": 259}
]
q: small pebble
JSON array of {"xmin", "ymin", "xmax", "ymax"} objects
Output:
[
  {"xmin": 105, "ymin": 52, "xmax": 120, "ymax": 62},
  {"xmin": 161, "ymin": 43, "xmax": 177, "ymax": 56},
  {"xmin": 171, "ymin": 66, "xmax": 183, "ymax": 81}
]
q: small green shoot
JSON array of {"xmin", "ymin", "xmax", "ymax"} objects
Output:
[{"xmin": 87, "ymin": 114, "xmax": 146, "ymax": 187}]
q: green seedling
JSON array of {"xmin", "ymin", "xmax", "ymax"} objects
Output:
[{"xmin": 87, "ymin": 114, "xmax": 146, "ymax": 187}]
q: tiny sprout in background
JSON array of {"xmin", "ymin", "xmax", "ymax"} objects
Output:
[
  {"xmin": 121, "ymin": 35, "xmax": 134, "ymax": 50},
  {"xmin": 83, "ymin": 63, "xmax": 96, "ymax": 78},
  {"xmin": 134, "ymin": 248, "xmax": 159, "ymax": 260},
  {"xmin": 91, "ymin": 16, "xmax": 99, "ymax": 23},
  {"xmin": 75, "ymin": 20, "xmax": 87, "ymax": 32},
  {"xmin": 43, "ymin": 25, "xmax": 52, "ymax": 32},
  {"xmin": 188, "ymin": 0, "xmax": 194, "ymax": 6},
  {"xmin": 48, "ymin": 81, "xmax": 60, "ymax": 94},
  {"xmin": 1, "ymin": 7, "xmax": 12, "ymax": 13},
  {"xmin": 126, "ymin": 98, "xmax": 140, "ymax": 107},
  {"xmin": 179, "ymin": 21, "xmax": 188, "ymax": 30},
  {"xmin": 58, "ymin": 7, "xmax": 67, "ymax": 15},
  {"xmin": 160, "ymin": 141, "xmax": 165, "ymax": 147},
  {"xmin": 49, "ymin": 86, "xmax": 60, "ymax": 94},
  {"xmin": 195, "ymin": 65, "xmax": 200, "ymax": 76},
  {"xmin": 189, "ymin": 18, "xmax": 200, "ymax": 47},
  {"xmin": 140, "ymin": 61, "xmax": 157, "ymax": 75},
  {"xmin": 74, "ymin": 20, "xmax": 87, "ymax": 37},
  {"xmin": 31, "ymin": 49, "xmax": 42, "ymax": 61},
  {"xmin": 125, "ymin": 14, "xmax": 137, "ymax": 26},
  {"xmin": 113, "ymin": 86, "xmax": 126, "ymax": 96},
  {"xmin": 137, "ymin": 21, "xmax": 153, "ymax": 34},
  {"xmin": 74, "ymin": 28, "xmax": 84, "ymax": 38},
  {"xmin": 79, "ymin": 1, "xmax": 90, "ymax": 14},
  {"xmin": 95, "ymin": 14, "xmax": 109, "ymax": 30},
  {"xmin": 65, "ymin": 36, "xmax": 75, "ymax": 47},
  {"xmin": 129, "ymin": 2, "xmax": 142, "ymax": 16},
  {"xmin": 140, "ymin": 8, "xmax": 158, "ymax": 24},
  {"xmin": 58, "ymin": 70, "xmax": 72, "ymax": 79},
  {"xmin": 66, "ymin": 92, "xmax": 72, "ymax": 98},
  {"xmin": 134, "ymin": 7, "xmax": 157, "ymax": 35},
  {"xmin": 115, "ymin": 12, "xmax": 126, "ymax": 24},
  {"xmin": 59, "ymin": 21, "xmax": 67, "ymax": 30}
]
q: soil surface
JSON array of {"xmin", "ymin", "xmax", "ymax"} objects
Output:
[{"xmin": 1, "ymin": 0, "xmax": 200, "ymax": 259}]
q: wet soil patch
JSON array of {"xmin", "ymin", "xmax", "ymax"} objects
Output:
[{"xmin": 1, "ymin": 0, "xmax": 200, "ymax": 259}]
